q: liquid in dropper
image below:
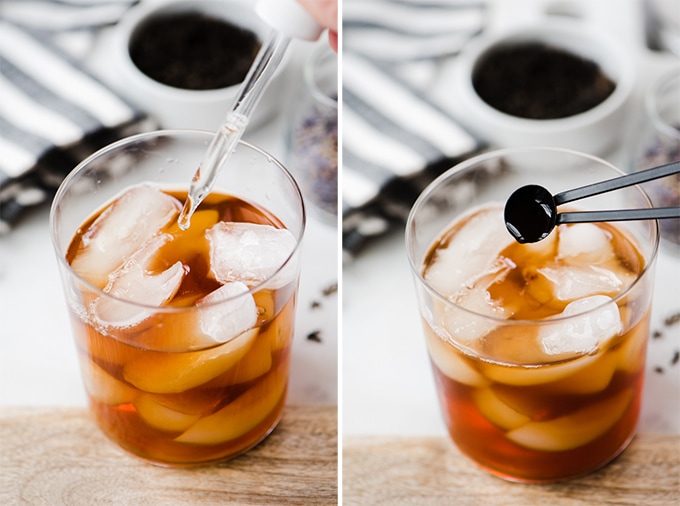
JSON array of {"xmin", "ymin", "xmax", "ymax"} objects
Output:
[
  {"xmin": 177, "ymin": 112, "xmax": 248, "ymax": 230},
  {"xmin": 176, "ymin": 28, "xmax": 291, "ymax": 230}
]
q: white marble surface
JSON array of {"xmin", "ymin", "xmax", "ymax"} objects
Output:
[
  {"xmin": 343, "ymin": 0, "xmax": 680, "ymax": 437},
  {"xmin": 0, "ymin": 7, "xmax": 338, "ymax": 408}
]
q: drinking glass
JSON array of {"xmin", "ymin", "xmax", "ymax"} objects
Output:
[
  {"xmin": 50, "ymin": 130, "xmax": 305, "ymax": 466},
  {"xmin": 406, "ymin": 147, "xmax": 659, "ymax": 482},
  {"xmin": 286, "ymin": 43, "xmax": 338, "ymax": 225},
  {"xmin": 628, "ymin": 67, "xmax": 680, "ymax": 246}
]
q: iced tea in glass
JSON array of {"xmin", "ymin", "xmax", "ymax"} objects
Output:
[
  {"xmin": 51, "ymin": 131, "xmax": 304, "ymax": 466},
  {"xmin": 406, "ymin": 148, "xmax": 659, "ymax": 482}
]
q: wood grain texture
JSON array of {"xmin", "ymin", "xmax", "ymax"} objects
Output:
[
  {"xmin": 0, "ymin": 405, "xmax": 337, "ymax": 505},
  {"xmin": 343, "ymin": 434, "xmax": 680, "ymax": 505}
]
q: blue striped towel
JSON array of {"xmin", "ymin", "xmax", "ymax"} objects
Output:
[
  {"xmin": 342, "ymin": 0, "xmax": 487, "ymax": 259},
  {"xmin": 0, "ymin": 0, "xmax": 154, "ymax": 234}
]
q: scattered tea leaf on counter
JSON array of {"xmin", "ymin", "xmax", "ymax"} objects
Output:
[
  {"xmin": 664, "ymin": 312, "xmax": 680, "ymax": 327},
  {"xmin": 307, "ymin": 330, "xmax": 322, "ymax": 343},
  {"xmin": 323, "ymin": 283, "xmax": 338, "ymax": 297}
]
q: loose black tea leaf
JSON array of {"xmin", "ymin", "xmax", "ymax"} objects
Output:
[
  {"xmin": 672, "ymin": 350, "xmax": 679, "ymax": 366},
  {"xmin": 307, "ymin": 330, "xmax": 322, "ymax": 342},
  {"xmin": 322, "ymin": 283, "xmax": 338, "ymax": 297},
  {"xmin": 664, "ymin": 312, "xmax": 680, "ymax": 327},
  {"xmin": 129, "ymin": 13, "xmax": 261, "ymax": 90},
  {"xmin": 473, "ymin": 42, "xmax": 616, "ymax": 119}
]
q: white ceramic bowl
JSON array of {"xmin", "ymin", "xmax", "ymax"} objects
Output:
[
  {"xmin": 111, "ymin": 0, "xmax": 289, "ymax": 131},
  {"xmin": 451, "ymin": 19, "xmax": 635, "ymax": 157}
]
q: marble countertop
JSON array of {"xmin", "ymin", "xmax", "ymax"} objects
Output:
[{"xmin": 0, "ymin": 17, "xmax": 338, "ymax": 408}]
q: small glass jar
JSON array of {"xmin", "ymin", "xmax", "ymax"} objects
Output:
[
  {"xmin": 286, "ymin": 43, "xmax": 338, "ymax": 226},
  {"xmin": 629, "ymin": 68, "xmax": 680, "ymax": 246}
]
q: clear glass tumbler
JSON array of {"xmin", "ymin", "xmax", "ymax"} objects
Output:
[
  {"xmin": 406, "ymin": 147, "xmax": 659, "ymax": 482},
  {"xmin": 50, "ymin": 130, "xmax": 305, "ymax": 466}
]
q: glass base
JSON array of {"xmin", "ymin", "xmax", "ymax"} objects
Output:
[{"xmin": 90, "ymin": 396, "xmax": 286, "ymax": 468}]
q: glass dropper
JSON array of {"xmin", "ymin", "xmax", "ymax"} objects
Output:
[{"xmin": 178, "ymin": 0, "xmax": 323, "ymax": 230}]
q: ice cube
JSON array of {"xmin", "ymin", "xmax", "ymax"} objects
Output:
[
  {"xmin": 134, "ymin": 394, "xmax": 201, "ymax": 433},
  {"xmin": 480, "ymin": 351, "xmax": 601, "ymax": 387},
  {"xmin": 537, "ymin": 264, "xmax": 625, "ymax": 301},
  {"xmin": 123, "ymin": 328, "xmax": 259, "ymax": 394},
  {"xmin": 118, "ymin": 281, "xmax": 258, "ymax": 353},
  {"xmin": 70, "ymin": 185, "xmax": 181, "ymax": 288},
  {"xmin": 617, "ymin": 321, "xmax": 648, "ymax": 373},
  {"xmin": 430, "ymin": 242, "xmax": 515, "ymax": 343},
  {"xmin": 207, "ymin": 222, "xmax": 298, "ymax": 289},
  {"xmin": 201, "ymin": 334, "xmax": 273, "ymax": 388},
  {"xmin": 175, "ymin": 365, "xmax": 287, "ymax": 444},
  {"xmin": 198, "ymin": 282, "xmax": 259, "ymax": 343},
  {"xmin": 519, "ymin": 227, "xmax": 558, "ymax": 262},
  {"xmin": 557, "ymin": 223, "xmax": 614, "ymax": 264},
  {"xmin": 506, "ymin": 388, "xmax": 633, "ymax": 451},
  {"xmin": 540, "ymin": 295, "xmax": 622, "ymax": 356},
  {"xmin": 472, "ymin": 388, "xmax": 530, "ymax": 430},
  {"xmin": 436, "ymin": 286, "xmax": 509, "ymax": 342},
  {"xmin": 78, "ymin": 354, "xmax": 138, "ymax": 406},
  {"xmin": 423, "ymin": 206, "xmax": 514, "ymax": 299},
  {"xmin": 261, "ymin": 294, "xmax": 296, "ymax": 352},
  {"xmin": 92, "ymin": 234, "xmax": 184, "ymax": 328},
  {"xmin": 425, "ymin": 328, "xmax": 489, "ymax": 387},
  {"xmin": 546, "ymin": 350, "xmax": 618, "ymax": 394}
]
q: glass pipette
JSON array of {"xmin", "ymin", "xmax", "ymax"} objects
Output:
[{"xmin": 178, "ymin": 0, "xmax": 322, "ymax": 229}]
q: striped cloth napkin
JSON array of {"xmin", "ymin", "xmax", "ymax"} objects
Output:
[
  {"xmin": 342, "ymin": 0, "xmax": 487, "ymax": 259},
  {"xmin": 0, "ymin": 0, "xmax": 153, "ymax": 234}
]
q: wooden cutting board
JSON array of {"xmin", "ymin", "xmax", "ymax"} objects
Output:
[
  {"xmin": 343, "ymin": 434, "xmax": 679, "ymax": 505},
  {"xmin": 0, "ymin": 405, "xmax": 337, "ymax": 505}
]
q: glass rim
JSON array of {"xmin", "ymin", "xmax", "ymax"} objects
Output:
[
  {"xmin": 49, "ymin": 128, "xmax": 306, "ymax": 312},
  {"xmin": 405, "ymin": 146, "xmax": 660, "ymax": 326},
  {"xmin": 304, "ymin": 43, "xmax": 338, "ymax": 110}
]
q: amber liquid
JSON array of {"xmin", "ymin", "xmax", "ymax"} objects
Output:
[
  {"xmin": 66, "ymin": 190, "xmax": 297, "ymax": 466},
  {"xmin": 422, "ymin": 206, "xmax": 651, "ymax": 482}
]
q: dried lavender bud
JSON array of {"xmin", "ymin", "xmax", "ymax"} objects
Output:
[
  {"xmin": 635, "ymin": 125, "xmax": 680, "ymax": 244},
  {"xmin": 289, "ymin": 97, "xmax": 338, "ymax": 216}
]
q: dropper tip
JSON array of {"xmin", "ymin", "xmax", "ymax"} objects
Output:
[{"xmin": 178, "ymin": 198, "xmax": 195, "ymax": 230}]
